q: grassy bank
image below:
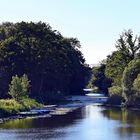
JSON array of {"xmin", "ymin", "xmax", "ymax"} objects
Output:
[{"xmin": 0, "ymin": 99, "xmax": 42, "ymax": 117}]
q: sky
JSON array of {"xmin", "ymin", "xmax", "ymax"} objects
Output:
[{"xmin": 0, "ymin": 0, "xmax": 140, "ymax": 64}]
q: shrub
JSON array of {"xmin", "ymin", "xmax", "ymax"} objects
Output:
[
  {"xmin": 0, "ymin": 74, "xmax": 42, "ymax": 117},
  {"xmin": 108, "ymin": 86, "xmax": 122, "ymax": 96},
  {"xmin": 19, "ymin": 98, "xmax": 42, "ymax": 110},
  {"xmin": 0, "ymin": 99, "xmax": 42, "ymax": 117},
  {"xmin": 0, "ymin": 99, "xmax": 22, "ymax": 116}
]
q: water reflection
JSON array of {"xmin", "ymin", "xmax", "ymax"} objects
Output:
[
  {"xmin": 0, "ymin": 106, "xmax": 140, "ymax": 140},
  {"xmin": 102, "ymin": 108, "xmax": 140, "ymax": 136},
  {"xmin": 0, "ymin": 109, "xmax": 85, "ymax": 140},
  {"xmin": 0, "ymin": 108, "xmax": 84, "ymax": 129}
]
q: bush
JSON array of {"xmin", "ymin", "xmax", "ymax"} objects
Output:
[
  {"xmin": 8, "ymin": 74, "xmax": 30, "ymax": 101},
  {"xmin": 0, "ymin": 99, "xmax": 22, "ymax": 116},
  {"xmin": 0, "ymin": 74, "xmax": 42, "ymax": 117},
  {"xmin": 108, "ymin": 86, "xmax": 122, "ymax": 96},
  {"xmin": 19, "ymin": 98, "xmax": 42, "ymax": 110},
  {"xmin": 0, "ymin": 99, "xmax": 42, "ymax": 117}
]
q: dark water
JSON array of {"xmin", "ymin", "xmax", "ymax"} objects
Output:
[{"xmin": 0, "ymin": 105, "xmax": 140, "ymax": 140}]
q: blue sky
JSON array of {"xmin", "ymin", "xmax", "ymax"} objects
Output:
[{"xmin": 0, "ymin": 0, "xmax": 140, "ymax": 64}]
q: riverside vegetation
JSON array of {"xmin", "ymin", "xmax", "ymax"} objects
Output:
[
  {"xmin": 88, "ymin": 30, "xmax": 140, "ymax": 108},
  {"xmin": 0, "ymin": 74, "xmax": 42, "ymax": 117},
  {"xmin": 0, "ymin": 21, "xmax": 89, "ymax": 117},
  {"xmin": 1, "ymin": 21, "xmax": 140, "ymax": 117}
]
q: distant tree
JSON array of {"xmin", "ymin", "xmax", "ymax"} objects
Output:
[{"xmin": 88, "ymin": 64, "xmax": 111, "ymax": 94}]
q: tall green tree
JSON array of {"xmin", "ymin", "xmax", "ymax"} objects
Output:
[
  {"xmin": 116, "ymin": 29, "xmax": 140, "ymax": 59},
  {"xmin": 105, "ymin": 30, "xmax": 140, "ymax": 86}
]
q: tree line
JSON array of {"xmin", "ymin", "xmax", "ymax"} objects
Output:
[
  {"xmin": 0, "ymin": 21, "xmax": 89, "ymax": 101},
  {"xmin": 88, "ymin": 30, "xmax": 140, "ymax": 107}
]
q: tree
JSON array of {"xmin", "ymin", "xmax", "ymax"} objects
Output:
[
  {"xmin": 88, "ymin": 64, "xmax": 111, "ymax": 94},
  {"xmin": 104, "ymin": 30, "xmax": 140, "ymax": 98},
  {"xmin": 116, "ymin": 29, "xmax": 140, "ymax": 60},
  {"xmin": 0, "ymin": 22, "xmax": 88, "ymax": 99},
  {"xmin": 105, "ymin": 30, "xmax": 140, "ymax": 86},
  {"xmin": 122, "ymin": 58, "xmax": 140, "ymax": 101},
  {"xmin": 8, "ymin": 74, "xmax": 30, "ymax": 101},
  {"xmin": 105, "ymin": 50, "xmax": 131, "ymax": 86}
]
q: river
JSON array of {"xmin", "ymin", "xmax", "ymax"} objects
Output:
[{"xmin": 0, "ymin": 104, "xmax": 140, "ymax": 140}]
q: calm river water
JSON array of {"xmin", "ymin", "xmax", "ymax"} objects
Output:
[{"xmin": 0, "ymin": 105, "xmax": 140, "ymax": 140}]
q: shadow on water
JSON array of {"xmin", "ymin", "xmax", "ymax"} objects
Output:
[
  {"xmin": 101, "ymin": 108, "xmax": 140, "ymax": 136},
  {"xmin": 0, "ymin": 108, "xmax": 84, "ymax": 129},
  {"xmin": 0, "ymin": 108, "xmax": 86, "ymax": 140},
  {"xmin": 1, "ymin": 105, "xmax": 140, "ymax": 140}
]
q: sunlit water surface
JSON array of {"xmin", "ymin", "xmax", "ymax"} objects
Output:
[{"xmin": 0, "ymin": 105, "xmax": 140, "ymax": 140}]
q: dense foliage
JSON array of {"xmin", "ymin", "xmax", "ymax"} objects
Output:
[
  {"xmin": 105, "ymin": 50, "xmax": 131, "ymax": 86},
  {"xmin": 87, "ymin": 64, "xmax": 111, "ymax": 93},
  {"xmin": 122, "ymin": 58, "xmax": 140, "ymax": 105},
  {"xmin": 88, "ymin": 30, "xmax": 140, "ymax": 107},
  {"xmin": 105, "ymin": 30, "xmax": 140, "ymax": 86},
  {"xmin": 0, "ymin": 22, "xmax": 88, "ymax": 100},
  {"xmin": 0, "ymin": 98, "xmax": 42, "ymax": 117},
  {"xmin": 0, "ymin": 74, "xmax": 42, "ymax": 117}
]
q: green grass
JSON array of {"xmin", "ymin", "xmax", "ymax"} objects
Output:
[
  {"xmin": 19, "ymin": 98, "xmax": 42, "ymax": 110},
  {"xmin": 0, "ymin": 98, "xmax": 42, "ymax": 117}
]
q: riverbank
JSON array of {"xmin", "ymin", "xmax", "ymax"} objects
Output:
[
  {"xmin": 1, "ymin": 104, "xmax": 140, "ymax": 140},
  {"xmin": 0, "ymin": 98, "xmax": 42, "ymax": 119},
  {"xmin": 0, "ymin": 95, "xmax": 108, "ymax": 124},
  {"xmin": 103, "ymin": 95, "xmax": 140, "ymax": 110}
]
